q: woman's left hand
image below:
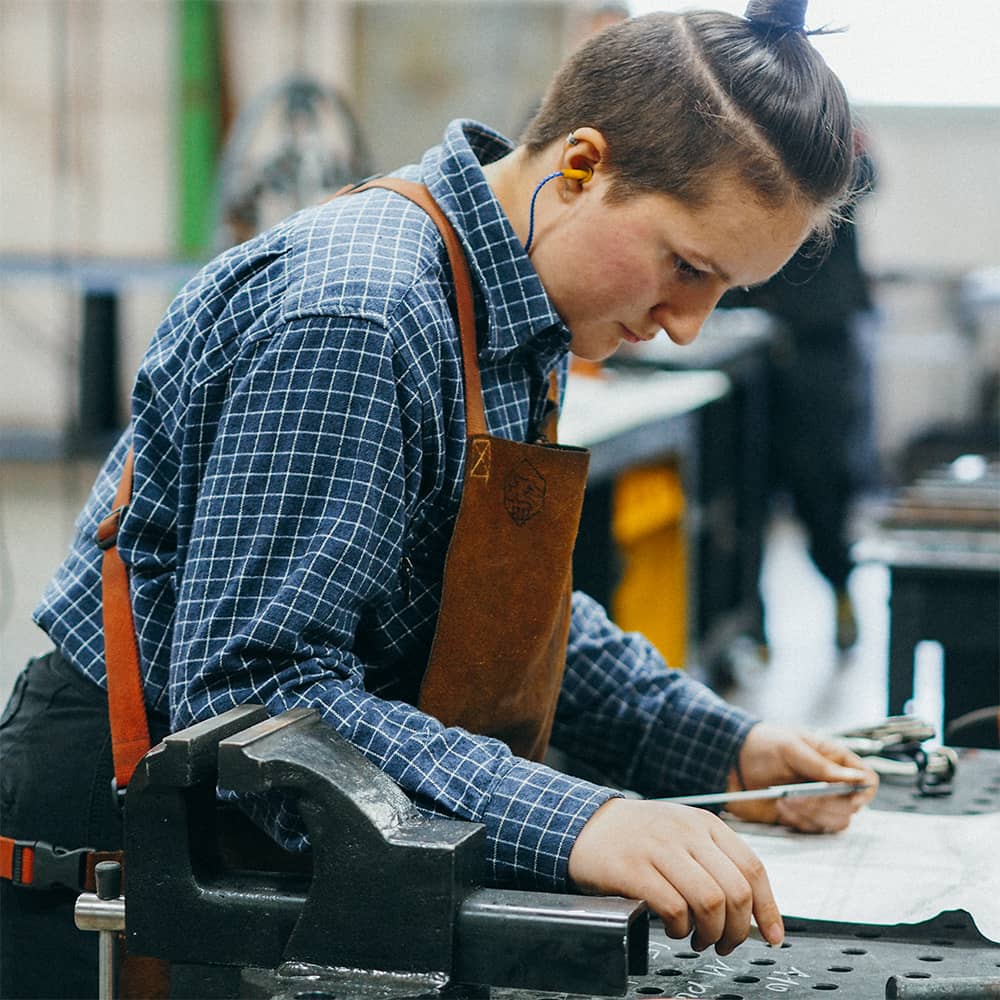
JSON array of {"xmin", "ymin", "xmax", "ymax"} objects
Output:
[{"xmin": 725, "ymin": 723, "xmax": 879, "ymax": 833}]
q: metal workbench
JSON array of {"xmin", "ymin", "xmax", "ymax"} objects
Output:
[{"xmin": 100, "ymin": 707, "xmax": 1000, "ymax": 1000}]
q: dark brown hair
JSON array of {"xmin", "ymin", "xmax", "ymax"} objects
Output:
[{"xmin": 521, "ymin": 0, "xmax": 854, "ymax": 223}]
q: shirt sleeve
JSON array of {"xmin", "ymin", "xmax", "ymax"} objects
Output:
[
  {"xmin": 552, "ymin": 591, "xmax": 759, "ymax": 797},
  {"xmin": 169, "ymin": 313, "xmax": 615, "ymax": 890}
]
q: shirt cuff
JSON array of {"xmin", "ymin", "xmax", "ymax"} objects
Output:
[
  {"xmin": 632, "ymin": 685, "xmax": 759, "ymax": 796},
  {"xmin": 481, "ymin": 759, "xmax": 621, "ymax": 891}
]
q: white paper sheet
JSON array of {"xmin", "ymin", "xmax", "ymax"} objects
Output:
[{"xmin": 730, "ymin": 808, "xmax": 1000, "ymax": 942}]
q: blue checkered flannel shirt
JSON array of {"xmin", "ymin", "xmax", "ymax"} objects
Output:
[{"xmin": 35, "ymin": 120, "xmax": 757, "ymax": 890}]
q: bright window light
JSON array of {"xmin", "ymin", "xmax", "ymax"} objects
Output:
[{"xmin": 627, "ymin": 1, "xmax": 1000, "ymax": 106}]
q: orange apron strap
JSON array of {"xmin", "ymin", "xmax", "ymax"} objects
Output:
[
  {"xmin": 95, "ymin": 446, "xmax": 151, "ymax": 791},
  {"xmin": 349, "ymin": 177, "xmax": 487, "ymax": 437},
  {"xmin": 539, "ymin": 370, "xmax": 561, "ymax": 443}
]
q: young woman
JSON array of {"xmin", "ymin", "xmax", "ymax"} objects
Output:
[{"xmin": 1, "ymin": 2, "xmax": 877, "ymax": 994}]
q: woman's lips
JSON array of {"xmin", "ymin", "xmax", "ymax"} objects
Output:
[{"xmin": 621, "ymin": 324, "xmax": 658, "ymax": 344}]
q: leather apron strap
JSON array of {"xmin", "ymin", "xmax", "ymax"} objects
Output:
[
  {"xmin": 350, "ymin": 177, "xmax": 487, "ymax": 437},
  {"xmin": 95, "ymin": 446, "xmax": 151, "ymax": 790}
]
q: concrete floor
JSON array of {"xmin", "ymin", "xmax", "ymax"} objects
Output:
[{"xmin": 0, "ymin": 459, "xmax": 943, "ymax": 739}]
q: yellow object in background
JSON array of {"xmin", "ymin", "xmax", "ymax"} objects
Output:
[{"xmin": 610, "ymin": 463, "xmax": 688, "ymax": 668}]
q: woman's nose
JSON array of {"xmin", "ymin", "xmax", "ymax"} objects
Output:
[{"xmin": 652, "ymin": 288, "xmax": 726, "ymax": 345}]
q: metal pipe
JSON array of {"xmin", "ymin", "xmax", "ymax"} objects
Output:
[
  {"xmin": 73, "ymin": 894, "xmax": 126, "ymax": 932},
  {"xmin": 886, "ymin": 976, "xmax": 1000, "ymax": 999},
  {"xmin": 97, "ymin": 928, "xmax": 117, "ymax": 1000},
  {"xmin": 74, "ymin": 861, "xmax": 125, "ymax": 1000}
]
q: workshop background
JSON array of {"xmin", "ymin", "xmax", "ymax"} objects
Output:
[{"xmin": 1, "ymin": 0, "xmax": 998, "ymax": 741}]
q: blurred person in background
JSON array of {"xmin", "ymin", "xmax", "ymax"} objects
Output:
[{"xmin": 726, "ymin": 132, "xmax": 879, "ymax": 653}]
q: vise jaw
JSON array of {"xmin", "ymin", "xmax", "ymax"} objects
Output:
[{"xmin": 123, "ymin": 705, "xmax": 647, "ymax": 996}]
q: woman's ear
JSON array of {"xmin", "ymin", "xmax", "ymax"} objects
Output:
[{"xmin": 560, "ymin": 127, "xmax": 608, "ymax": 187}]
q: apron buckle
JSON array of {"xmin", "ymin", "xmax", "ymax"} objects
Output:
[{"xmin": 95, "ymin": 504, "xmax": 129, "ymax": 550}]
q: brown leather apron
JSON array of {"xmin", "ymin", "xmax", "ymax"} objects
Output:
[
  {"xmin": 357, "ymin": 179, "xmax": 591, "ymax": 762},
  {"xmin": 418, "ymin": 414, "xmax": 589, "ymax": 761}
]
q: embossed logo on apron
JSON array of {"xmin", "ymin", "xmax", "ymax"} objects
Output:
[
  {"xmin": 469, "ymin": 439, "xmax": 491, "ymax": 480},
  {"xmin": 504, "ymin": 459, "xmax": 546, "ymax": 526}
]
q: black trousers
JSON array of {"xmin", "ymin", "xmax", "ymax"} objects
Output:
[
  {"xmin": 0, "ymin": 650, "xmax": 168, "ymax": 999},
  {"xmin": 769, "ymin": 323, "xmax": 871, "ymax": 591}
]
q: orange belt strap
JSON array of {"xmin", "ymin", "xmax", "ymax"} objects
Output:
[
  {"xmin": 0, "ymin": 836, "xmax": 120, "ymax": 892},
  {"xmin": 95, "ymin": 446, "xmax": 152, "ymax": 791}
]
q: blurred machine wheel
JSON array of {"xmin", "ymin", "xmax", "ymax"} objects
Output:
[{"xmin": 215, "ymin": 76, "xmax": 373, "ymax": 249}]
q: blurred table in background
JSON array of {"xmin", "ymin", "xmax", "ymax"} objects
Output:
[
  {"xmin": 855, "ymin": 456, "xmax": 1000, "ymax": 736},
  {"xmin": 607, "ymin": 308, "xmax": 778, "ymax": 678},
  {"xmin": 0, "ymin": 254, "xmax": 199, "ymax": 459},
  {"xmin": 561, "ymin": 368, "xmax": 729, "ymax": 671}
]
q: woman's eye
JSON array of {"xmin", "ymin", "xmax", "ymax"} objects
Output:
[{"xmin": 673, "ymin": 255, "xmax": 706, "ymax": 281}]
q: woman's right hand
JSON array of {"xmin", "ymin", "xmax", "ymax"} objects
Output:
[{"xmin": 567, "ymin": 798, "xmax": 784, "ymax": 956}]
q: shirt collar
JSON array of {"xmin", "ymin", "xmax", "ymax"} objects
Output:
[{"xmin": 412, "ymin": 120, "xmax": 570, "ymax": 361}]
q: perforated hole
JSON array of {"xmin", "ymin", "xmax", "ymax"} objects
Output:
[
  {"xmin": 654, "ymin": 968, "xmax": 683, "ymax": 976},
  {"xmin": 674, "ymin": 951, "xmax": 700, "ymax": 959},
  {"xmin": 749, "ymin": 958, "xmax": 777, "ymax": 966},
  {"xmin": 827, "ymin": 966, "xmax": 854, "ymax": 972},
  {"xmin": 635, "ymin": 988, "xmax": 665, "ymax": 995},
  {"xmin": 813, "ymin": 985, "xmax": 839, "ymax": 991},
  {"xmin": 904, "ymin": 972, "xmax": 932, "ymax": 979},
  {"xmin": 733, "ymin": 976, "xmax": 760, "ymax": 984},
  {"xmin": 918, "ymin": 955, "xmax": 944, "ymax": 962},
  {"xmin": 842, "ymin": 947, "xmax": 868, "ymax": 955}
]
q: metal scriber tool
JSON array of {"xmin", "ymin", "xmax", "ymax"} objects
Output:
[{"xmin": 659, "ymin": 780, "xmax": 872, "ymax": 807}]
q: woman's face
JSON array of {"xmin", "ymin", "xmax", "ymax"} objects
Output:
[{"xmin": 531, "ymin": 171, "xmax": 817, "ymax": 362}]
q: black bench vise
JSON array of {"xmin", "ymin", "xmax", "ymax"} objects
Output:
[{"xmin": 124, "ymin": 705, "xmax": 648, "ymax": 997}]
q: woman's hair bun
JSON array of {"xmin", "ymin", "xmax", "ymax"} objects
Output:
[{"xmin": 744, "ymin": 0, "xmax": 808, "ymax": 33}]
